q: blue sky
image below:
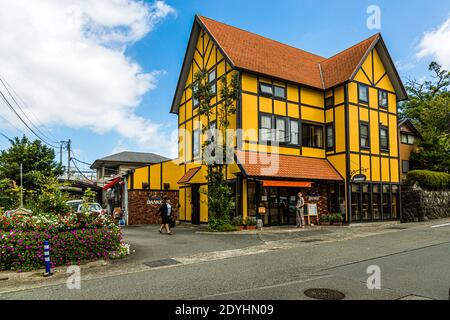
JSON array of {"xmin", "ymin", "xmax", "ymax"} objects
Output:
[{"xmin": 0, "ymin": 0, "xmax": 449, "ymax": 172}]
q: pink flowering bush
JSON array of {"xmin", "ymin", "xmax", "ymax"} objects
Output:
[{"xmin": 1, "ymin": 212, "xmax": 124, "ymax": 271}]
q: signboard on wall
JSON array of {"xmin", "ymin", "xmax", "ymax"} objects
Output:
[
  {"xmin": 147, "ymin": 197, "xmax": 163, "ymax": 205},
  {"xmin": 352, "ymin": 174, "xmax": 367, "ymax": 182},
  {"xmin": 307, "ymin": 203, "xmax": 318, "ymax": 216}
]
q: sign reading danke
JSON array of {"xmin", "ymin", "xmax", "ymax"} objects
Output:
[
  {"xmin": 352, "ymin": 174, "xmax": 367, "ymax": 182},
  {"xmin": 147, "ymin": 197, "xmax": 163, "ymax": 205}
]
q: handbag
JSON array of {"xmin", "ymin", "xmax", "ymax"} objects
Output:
[{"xmin": 169, "ymin": 218, "xmax": 176, "ymax": 228}]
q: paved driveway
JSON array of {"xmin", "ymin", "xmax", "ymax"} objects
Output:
[{"xmin": 117, "ymin": 224, "xmax": 332, "ymax": 265}]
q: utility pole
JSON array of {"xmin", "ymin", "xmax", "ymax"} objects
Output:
[
  {"xmin": 67, "ymin": 139, "xmax": 71, "ymax": 179},
  {"xmin": 20, "ymin": 163, "xmax": 23, "ymax": 208},
  {"xmin": 60, "ymin": 142, "xmax": 63, "ymax": 166}
]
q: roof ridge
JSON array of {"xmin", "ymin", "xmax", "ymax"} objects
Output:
[
  {"xmin": 322, "ymin": 33, "xmax": 380, "ymax": 62},
  {"xmin": 198, "ymin": 16, "xmax": 326, "ymax": 62}
]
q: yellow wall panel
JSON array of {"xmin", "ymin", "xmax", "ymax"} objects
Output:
[
  {"xmin": 301, "ymin": 106, "xmax": 324, "ymax": 123},
  {"xmin": 288, "ymin": 103, "xmax": 299, "ymax": 119},
  {"xmin": 287, "ymin": 85, "xmax": 299, "ymax": 102},
  {"xmin": 302, "ymin": 147, "xmax": 325, "ymax": 158},
  {"xmin": 242, "ymin": 179, "xmax": 248, "ymax": 221},
  {"xmin": 354, "ymin": 69, "xmax": 371, "ymax": 85},
  {"xmin": 335, "ymin": 105, "xmax": 346, "ymax": 153},
  {"xmin": 348, "ymin": 82, "xmax": 358, "ymax": 104},
  {"xmin": 360, "ymin": 107, "xmax": 369, "ymax": 122},
  {"xmin": 242, "ymin": 73, "xmax": 258, "ymax": 93},
  {"xmin": 326, "ymin": 109, "xmax": 334, "ymax": 122},
  {"xmin": 259, "ymin": 97, "xmax": 272, "ymax": 113},
  {"xmin": 379, "ymin": 112, "xmax": 388, "ymax": 126},
  {"xmin": 373, "ymin": 49, "xmax": 386, "ymax": 84},
  {"xmin": 377, "ymin": 75, "xmax": 395, "ymax": 92},
  {"xmin": 301, "ymin": 87, "xmax": 323, "ymax": 107},
  {"xmin": 132, "ymin": 166, "xmax": 149, "ymax": 190},
  {"xmin": 274, "ymin": 100, "xmax": 286, "ymax": 116},
  {"xmin": 328, "ymin": 154, "xmax": 346, "ymax": 180},
  {"xmin": 369, "ymin": 110, "xmax": 380, "ymax": 154},
  {"xmin": 389, "ymin": 115, "xmax": 398, "ymax": 157},
  {"xmin": 360, "ymin": 51, "xmax": 373, "ymax": 82},
  {"xmin": 350, "ymin": 154, "xmax": 360, "ymax": 176},
  {"xmin": 390, "ymin": 159, "xmax": 399, "ymax": 183},
  {"xmin": 381, "ymin": 157, "xmax": 390, "ymax": 182},
  {"xmin": 150, "ymin": 164, "xmax": 161, "ymax": 190},
  {"xmin": 388, "ymin": 93, "xmax": 397, "ymax": 114},
  {"xmin": 371, "ymin": 156, "xmax": 380, "ymax": 181},
  {"xmin": 369, "ymin": 87, "xmax": 378, "ymax": 109},
  {"xmin": 200, "ymin": 185, "xmax": 208, "ymax": 223},
  {"xmin": 361, "ymin": 155, "xmax": 371, "ymax": 180},
  {"xmin": 334, "ymin": 86, "xmax": 345, "ymax": 105},
  {"xmin": 349, "ymin": 105, "xmax": 359, "ymax": 152}
]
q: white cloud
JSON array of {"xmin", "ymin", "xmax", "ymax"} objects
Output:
[
  {"xmin": 0, "ymin": 0, "xmax": 176, "ymax": 155},
  {"xmin": 417, "ymin": 15, "xmax": 450, "ymax": 69}
]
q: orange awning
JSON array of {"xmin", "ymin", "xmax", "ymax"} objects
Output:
[
  {"xmin": 178, "ymin": 167, "xmax": 201, "ymax": 184},
  {"xmin": 262, "ymin": 180, "xmax": 312, "ymax": 188}
]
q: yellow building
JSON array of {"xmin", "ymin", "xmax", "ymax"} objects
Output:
[{"xmin": 131, "ymin": 15, "xmax": 408, "ymax": 225}]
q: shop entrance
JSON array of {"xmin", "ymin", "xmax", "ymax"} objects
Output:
[
  {"xmin": 266, "ymin": 187, "xmax": 304, "ymax": 226},
  {"xmin": 191, "ymin": 185, "xmax": 200, "ymax": 225}
]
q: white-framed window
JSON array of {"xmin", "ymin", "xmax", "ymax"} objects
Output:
[
  {"xmin": 192, "ymin": 83, "xmax": 199, "ymax": 108},
  {"xmin": 401, "ymin": 133, "xmax": 415, "ymax": 145},
  {"xmin": 380, "ymin": 127, "xmax": 389, "ymax": 151},
  {"xmin": 259, "ymin": 114, "xmax": 273, "ymax": 142},
  {"xmin": 208, "ymin": 69, "xmax": 216, "ymax": 95},
  {"xmin": 358, "ymin": 84, "xmax": 369, "ymax": 103},
  {"xmin": 290, "ymin": 120, "xmax": 299, "ymax": 145},
  {"xmin": 379, "ymin": 90, "xmax": 388, "ymax": 108},
  {"xmin": 326, "ymin": 124, "xmax": 334, "ymax": 149},
  {"xmin": 260, "ymin": 83, "xmax": 273, "ymax": 97},
  {"xmin": 275, "ymin": 117, "xmax": 287, "ymax": 143},
  {"xmin": 193, "ymin": 129, "xmax": 200, "ymax": 158}
]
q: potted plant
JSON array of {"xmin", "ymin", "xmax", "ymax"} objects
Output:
[
  {"xmin": 330, "ymin": 213, "xmax": 344, "ymax": 226},
  {"xmin": 320, "ymin": 214, "xmax": 330, "ymax": 226},
  {"xmin": 232, "ymin": 216, "xmax": 245, "ymax": 230},
  {"xmin": 245, "ymin": 218, "xmax": 257, "ymax": 230}
]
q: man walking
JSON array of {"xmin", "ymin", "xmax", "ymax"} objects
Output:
[{"xmin": 296, "ymin": 192, "xmax": 305, "ymax": 228}]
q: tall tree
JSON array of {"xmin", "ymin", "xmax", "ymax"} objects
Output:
[
  {"xmin": 191, "ymin": 69, "xmax": 239, "ymax": 222},
  {"xmin": 400, "ymin": 62, "xmax": 450, "ymax": 172},
  {"xmin": 0, "ymin": 135, "xmax": 63, "ymax": 190}
]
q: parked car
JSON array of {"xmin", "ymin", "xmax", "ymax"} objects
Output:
[
  {"xmin": 66, "ymin": 200, "xmax": 106, "ymax": 214},
  {"xmin": 77, "ymin": 203, "xmax": 107, "ymax": 214}
]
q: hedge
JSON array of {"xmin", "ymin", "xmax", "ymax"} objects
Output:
[
  {"xmin": 406, "ymin": 170, "xmax": 450, "ymax": 190},
  {"xmin": 1, "ymin": 212, "xmax": 125, "ymax": 271}
]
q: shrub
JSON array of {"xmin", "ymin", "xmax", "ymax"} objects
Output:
[
  {"xmin": 320, "ymin": 215, "xmax": 329, "ymax": 223},
  {"xmin": 231, "ymin": 216, "xmax": 243, "ymax": 226},
  {"xmin": 244, "ymin": 217, "xmax": 257, "ymax": 226},
  {"xmin": 406, "ymin": 170, "xmax": 450, "ymax": 190},
  {"xmin": 0, "ymin": 212, "xmax": 124, "ymax": 271},
  {"xmin": 207, "ymin": 217, "xmax": 238, "ymax": 232}
]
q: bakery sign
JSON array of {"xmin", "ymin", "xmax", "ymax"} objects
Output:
[{"xmin": 147, "ymin": 197, "xmax": 163, "ymax": 205}]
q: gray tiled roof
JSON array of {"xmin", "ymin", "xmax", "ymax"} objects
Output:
[{"xmin": 91, "ymin": 151, "xmax": 169, "ymax": 169}]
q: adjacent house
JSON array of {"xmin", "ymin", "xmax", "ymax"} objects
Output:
[
  {"xmin": 128, "ymin": 15, "xmax": 408, "ymax": 226},
  {"xmin": 398, "ymin": 119, "xmax": 421, "ymax": 179},
  {"xmin": 91, "ymin": 151, "xmax": 169, "ymax": 213}
]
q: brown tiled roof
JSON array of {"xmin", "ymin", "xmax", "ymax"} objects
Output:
[
  {"xmin": 198, "ymin": 16, "xmax": 325, "ymax": 89},
  {"xmin": 198, "ymin": 16, "xmax": 380, "ymax": 90},
  {"xmin": 178, "ymin": 167, "xmax": 201, "ymax": 184},
  {"xmin": 236, "ymin": 151, "xmax": 343, "ymax": 181},
  {"xmin": 321, "ymin": 34, "xmax": 380, "ymax": 88}
]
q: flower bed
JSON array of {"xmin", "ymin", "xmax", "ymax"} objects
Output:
[{"xmin": 1, "ymin": 212, "xmax": 125, "ymax": 271}]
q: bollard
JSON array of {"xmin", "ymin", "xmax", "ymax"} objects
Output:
[{"xmin": 43, "ymin": 240, "xmax": 52, "ymax": 277}]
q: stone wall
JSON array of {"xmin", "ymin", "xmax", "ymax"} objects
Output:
[
  {"xmin": 401, "ymin": 185, "xmax": 450, "ymax": 222},
  {"xmin": 128, "ymin": 190, "xmax": 179, "ymax": 225}
]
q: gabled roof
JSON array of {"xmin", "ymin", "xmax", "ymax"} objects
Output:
[
  {"xmin": 170, "ymin": 15, "xmax": 408, "ymax": 114},
  {"xmin": 236, "ymin": 151, "xmax": 343, "ymax": 181},
  {"xmin": 90, "ymin": 151, "xmax": 169, "ymax": 169},
  {"xmin": 399, "ymin": 118, "xmax": 421, "ymax": 137}
]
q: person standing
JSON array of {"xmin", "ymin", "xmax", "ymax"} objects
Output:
[
  {"xmin": 158, "ymin": 198, "xmax": 173, "ymax": 235},
  {"xmin": 296, "ymin": 192, "xmax": 305, "ymax": 228}
]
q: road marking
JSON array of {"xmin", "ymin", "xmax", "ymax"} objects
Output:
[
  {"xmin": 192, "ymin": 275, "xmax": 333, "ymax": 300},
  {"xmin": 431, "ymin": 223, "xmax": 450, "ymax": 228}
]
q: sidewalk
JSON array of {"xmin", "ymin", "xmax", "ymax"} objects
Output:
[{"xmin": 1, "ymin": 218, "xmax": 448, "ymax": 294}]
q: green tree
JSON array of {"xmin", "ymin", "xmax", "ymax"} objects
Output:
[
  {"xmin": 0, "ymin": 136, "xmax": 66, "ymax": 212},
  {"xmin": 191, "ymin": 70, "xmax": 239, "ymax": 223},
  {"xmin": 400, "ymin": 62, "xmax": 450, "ymax": 172}
]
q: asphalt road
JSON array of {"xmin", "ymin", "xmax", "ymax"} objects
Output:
[{"xmin": 1, "ymin": 221, "xmax": 449, "ymax": 300}]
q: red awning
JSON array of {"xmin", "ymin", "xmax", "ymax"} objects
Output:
[
  {"xmin": 103, "ymin": 177, "xmax": 121, "ymax": 190},
  {"xmin": 262, "ymin": 180, "xmax": 312, "ymax": 188}
]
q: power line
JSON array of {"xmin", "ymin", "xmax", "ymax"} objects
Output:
[
  {"xmin": 0, "ymin": 87, "xmax": 59, "ymax": 148},
  {"xmin": 71, "ymin": 158, "xmax": 94, "ymax": 182},
  {"xmin": 0, "ymin": 131, "xmax": 11, "ymax": 141},
  {"xmin": 0, "ymin": 77, "xmax": 59, "ymax": 144},
  {"xmin": 72, "ymin": 157, "xmax": 92, "ymax": 166}
]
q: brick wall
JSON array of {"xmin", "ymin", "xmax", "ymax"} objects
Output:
[{"xmin": 128, "ymin": 190, "xmax": 179, "ymax": 225}]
